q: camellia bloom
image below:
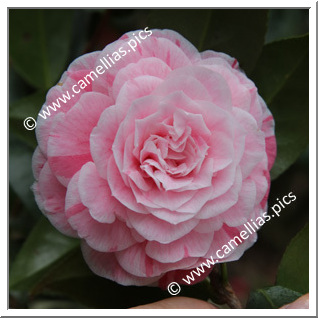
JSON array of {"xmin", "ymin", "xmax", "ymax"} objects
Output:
[{"xmin": 32, "ymin": 29, "xmax": 276, "ymax": 287}]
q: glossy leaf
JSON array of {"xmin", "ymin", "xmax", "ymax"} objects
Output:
[
  {"xmin": 31, "ymin": 247, "xmax": 211, "ymax": 308},
  {"xmin": 9, "ymin": 136, "xmax": 39, "ymax": 213},
  {"xmin": 148, "ymin": 9, "xmax": 268, "ymax": 74},
  {"xmin": 9, "ymin": 9, "xmax": 73, "ymax": 89},
  {"xmin": 10, "ymin": 91, "xmax": 46, "ymax": 120},
  {"xmin": 247, "ymin": 285, "xmax": 302, "ymax": 309},
  {"xmin": 10, "ymin": 217, "xmax": 79, "ymax": 291},
  {"xmin": 251, "ymin": 35, "xmax": 309, "ymax": 179},
  {"xmin": 276, "ymin": 224, "xmax": 309, "ymax": 294},
  {"xmin": 9, "ymin": 91, "xmax": 46, "ymax": 148},
  {"xmin": 200, "ymin": 9, "xmax": 268, "ymax": 74},
  {"xmin": 47, "ymin": 274, "xmax": 210, "ymax": 309},
  {"xmin": 251, "ymin": 35, "xmax": 309, "ymax": 104},
  {"xmin": 148, "ymin": 9, "xmax": 211, "ymax": 49}
]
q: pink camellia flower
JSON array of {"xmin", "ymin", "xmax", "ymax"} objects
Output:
[{"xmin": 32, "ymin": 29, "xmax": 276, "ymax": 288}]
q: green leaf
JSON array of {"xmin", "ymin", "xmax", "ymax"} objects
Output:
[
  {"xmin": 24, "ymin": 247, "xmax": 211, "ymax": 308},
  {"xmin": 200, "ymin": 9, "xmax": 268, "ymax": 74},
  {"xmin": 10, "ymin": 91, "xmax": 46, "ymax": 120},
  {"xmin": 250, "ymin": 35, "xmax": 309, "ymax": 105},
  {"xmin": 9, "ymin": 217, "xmax": 79, "ymax": 291},
  {"xmin": 9, "ymin": 9, "xmax": 73, "ymax": 89},
  {"xmin": 276, "ymin": 224, "xmax": 309, "ymax": 294},
  {"xmin": 10, "ymin": 91, "xmax": 47, "ymax": 148},
  {"xmin": 47, "ymin": 276, "xmax": 167, "ymax": 309},
  {"xmin": 148, "ymin": 9, "xmax": 268, "ymax": 74},
  {"xmin": 148, "ymin": 9, "xmax": 212, "ymax": 50},
  {"xmin": 38, "ymin": 248, "xmax": 167, "ymax": 308},
  {"xmin": 250, "ymin": 35, "xmax": 309, "ymax": 179},
  {"xmin": 9, "ymin": 136, "xmax": 39, "ymax": 213},
  {"xmin": 47, "ymin": 271, "xmax": 210, "ymax": 309},
  {"xmin": 11, "ymin": 241, "xmax": 212, "ymax": 308},
  {"xmin": 247, "ymin": 286, "xmax": 302, "ymax": 309},
  {"xmin": 38, "ymin": 248, "xmax": 211, "ymax": 308}
]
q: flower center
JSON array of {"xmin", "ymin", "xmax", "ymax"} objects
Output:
[{"xmin": 139, "ymin": 121, "xmax": 208, "ymax": 190}]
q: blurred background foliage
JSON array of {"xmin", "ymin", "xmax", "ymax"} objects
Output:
[{"xmin": 9, "ymin": 9, "xmax": 309, "ymax": 309}]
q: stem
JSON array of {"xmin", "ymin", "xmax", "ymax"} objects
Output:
[
  {"xmin": 221, "ymin": 263, "xmax": 228, "ymax": 285},
  {"xmin": 208, "ymin": 264, "xmax": 242, "ymax": 309}
]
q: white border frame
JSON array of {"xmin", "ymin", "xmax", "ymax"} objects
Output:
[{"xmin": 3, "ymin": 1, "xmax": 316, "ymax": 316}]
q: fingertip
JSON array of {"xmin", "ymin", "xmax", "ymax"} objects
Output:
[
  {"xmin": 130, "ymin": 296, "xmax": 218, "ymax": 309},
  {"xmin": 281, "ymin": 293, "xmax": 309, "ymax": 309}
]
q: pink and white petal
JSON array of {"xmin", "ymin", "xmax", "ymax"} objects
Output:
[
  {"xmin": 32, "ymin": 146, "xmax": 47, "ymax": 180},
  {"xmin": 194, "ymin": 218, "xmax": 223, "ymax": 234},
  {"xmin": 217, "ymin": 178, "xmax": 257, "ymax": 227},
  {"xmin": 47, "ymin": 92, "xmax": 112, "ymax": 186},
  {"xmin": 175, "ymin": 186, "xmax": 214, "ymax": 214},
  {"xmin": 200, "ymin": 50, "xmax": 237, "ymax": 68},
  {"xmin": 154, "ymin": 66, "xmax": 232, "ymax": 110},
  {"xmin": 90, "ymin": 104, "xmax": 123, "ymax": 180},
  {"xmin": 180, "ymin": 162, "xmax": 237, "ymax": 215},
  {"xmin": 78, "ymin": 162, "xmax": 125, "ymax": 223},
  {"xmin": 196, "ymin": 167, "xmax": 242, "ymax": 219},
  {"xmin": 152, "ymin": 74, "xmax": 211, "ymax": 101},
  {"xmin": 178, "ymin": 157, "xmax": 214, "ymax": 191},
  {"xmin": 36, "ymin": 51, "xmax": 101, "ymax": 156},
  {"xmin": 135, "ymin": 36, "xmax": 193, "ymax": 70},
  {"xmin": 211, "ymin": 162, "xmax": 238, "ymax": 199},
  {"xmin": 217, "ymin": 230, "xmax": 257, "ymax": 264},
  {"xmin": 145, "ymin": 231, "xmax": 214, "ymax": 263},
  {"xmin": 81, "ymin": 242, "xmax": 161, "ymax": 286},
  {"xmin": 133, "ymin": 103, "xmax": 176, "ymax": 154},
  {"xmin": 259, "ymin": 97, "xmax": 276, "ymax": 170},
  {"xmin": 32, "ymin": 161, "xmax": 76, "ymax": 237},
  {"xmin": 123, "ymin": 134, "xmax": 153, "ymax": 192},
  {"xmin": 208, "ymin": 131, "xmax": 234, "ymax": 173},
  {"xmin": 115, "ymin": 242, "xmax": 200, "ymax": 278},
  {"xmin": 203, "ymin": 224, "xmax": 257, "ymax": 261},
  {"xmin": 92, "ymin": 32, "xmax": 188, "ymax": 97},
  {"xmin": 127, "ymin": 211, "xmax": 199, "ymax": 244},
  {"xmin": 130, "ymin": 181, "xmax": 197, "ymax": 211},
  {"xmin": 260, "ymin": 97, "xmax": 275, "ymax": 139},
  {"xmin": 150, "ymin": 171, "xmax": 193, "ymax": 191},
  {"xmin": 115, "ymin": 242, "xmax": 157, "ymax": 278},
  {"xmin": 112, "ymin": 95, "xmax": 161, "ymax": 173},
  {"xmin": 247, "ymin": 89, "xmax": 263, "ymax": 127},
  {"xmin": 34, "ymin": 162, "xmax": 66, "ymax": 214},
  {"xmin": 107, "ymin": 155, "xmax": 149, "ymax": 214},
  {"xmin": 130, "ymin": 227, "xmax": 146, "ymax": 243},
  {"xmin": 67, "ymin": 51, "xmax": 101, "ymax": 72},
  {"xmin": 249, "ymin": 160, "xmax": 269, "ymax": 206},
  {"xmin": 151, "ymin": 29, "xmax": 201, "ymax": 63},
  {"xmin": 112, "ymin": 57, "xmax": 171, "ymax": 99},
  {"xmin": 200, "ymin": 63, "xmax": 253, "ymax": 112},
  {"xmin": 173, "ymin": 108, "xmax": 211, "ymax": 138},
  {"xmin": 259, "ymin": 168, "xmax": 271, "ymax": 210},
  {"xmin": 115, "ymin": 75, "xmax": 163, "ymax": 115},
  {"xmin": 261, "ymin": 118, "xmax": 276, "ymax": 171},
  {"xmin": 239, "ymin": 134, "xmax": 266, "ymax": 179},
  {"xmin": 91, "ymin": 39, "xmax": 143, "ymax": 96},
  {"xmin": 161, "ymin": 93, "xmax": 234, "ymax": 140},
  {"xmin": 265, "ymin": 135, "xmax": 276, "ymax": 171},
  {"xmin": 147, "ymin": 207, "xmax": 195, "ymax": 224},
  {"xmin": 35, "ymin": 76, "xmax": 82, "ymax": 156},
  {"xmin": 65, "ymin": 171, "xmax": 136, "ymax": 252},
  {"xmin": 233, "ymin": 107, "xmax": 266, "ymax": 179},
  {"xmin": 232, "ymin": 120, "xmax": 247, "ymax": 165}
]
